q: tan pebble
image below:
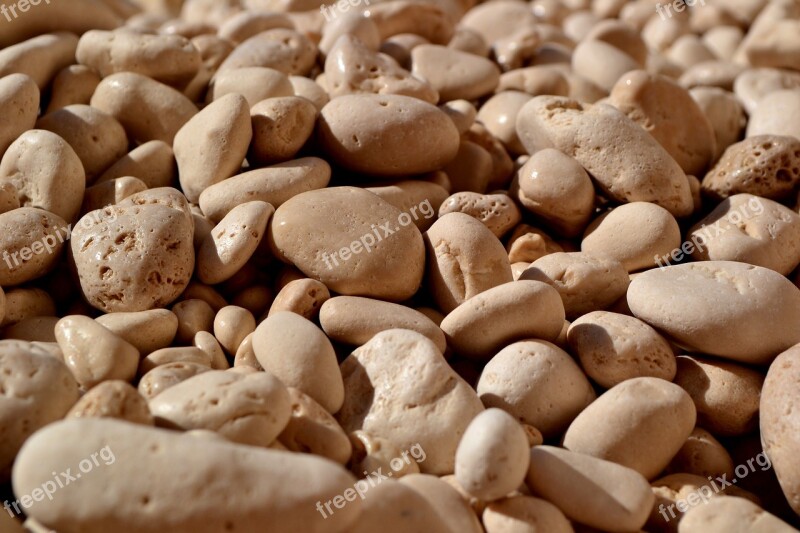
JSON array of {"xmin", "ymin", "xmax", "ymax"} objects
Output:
[
  {"xmin": 747, "ymin": 89, "xmax": 800, "ymax": 140},
  {"xmin": 137, "ymin": 361, "xmax": 211, "ymax": 400},
  {"xmin": 365, "ymin": 180, "xmax": 446, "ymax": 232},
  {"xmin": 149, "ymin": 369, "xmax": 291, "ymax": 447},
  {"xmin": 320, "ymin": 296, "xmax": 446, "ymax": 352},
  {"xmin": 491, "ymin": 27, "xmax": 542, "ymax": 72},
  {"xmin": 0, "ymin": 33, "xmax": 79, "ymax": 89},
  {"xmin": 527, "ymin": 445, "xmax": 654, "ymax": 532},
  {"xmin": 289, "ymin": 75, "xmax": 330, "ymax": 110},
  {"xmin": 410, "ymin": 44, "xmax": 499, "ymax": 102},
  {"xmin": 441, "ymin": 280, "xmax": 565, "ymax": 359},
  {"xmin": 0, "ymin": 130, "xmax": 85, "ymax": 222},
  {"xmin": 464, "ymin": 122, "xmax": 515, "ymax": 190},
  {"xmin": 12, "ymin": 418, "xmax": 361, "ymax": 532},
  {"xmin": 506, "ymin": 224, "xmax": 564, "ymax": 263},
  {"xmin": 734, "ymin": 67, "xmax": 800, "ymax": 115},
  {"xmin": 516, "ymin": 96, "xmax": 693, "ymax": 217},
  {"xmin": 426, "ymin": 212, "xmax": 512, "ymax": 313},
  {"xmin": 193, "ymin": 330, "xmax": 230, "ymax": 370},
  {"xmin": 459, "ymin": 0, "xmax": 538, "ymax": 45},
  {"xmin": 628, "ymin": 261, "xmax": 800, "ymax": 364},
  {"xmin": 521, "ymin": 252, "xmax": 629, "ymax": 320},
  {"xmin": 586, "ymin": 18, "xmax": 648, "ymax": 65},
  {"xmin": 567, "ymin": 311, "xmax": 676, "ymax": 389},
  {"xmin": 66, "ymin": 380, "xmax": 153, "ymax": 426},
  {"xmin": 443, "ymin": 139, "xmax": 493, "ymax": 193},
  {"xmin": 54, "ymin": 316, "xmax": 140, "ymax": 390},
  {"xmin": 95, "ymin": 309, "xmax": 178, "ymax": 355},
  {"xmin": 674, "ymin": 355, "xmax": 763, "ymax": 437},
  {"xmin": 0, "ymin": 73, "xmax": 39, "ymax": 158},
  {"xmin": 476, "ymin": 92, "xmax": 532, "ymax": 156},
  {"xmin": 348, "ymin": 479, "xmax": 451, "ymax": 533},
  {"xmin": 278, "ymin": 388, "xmax": 352, "ymax": 465},
  {"xmin": 233, "ymin": 332, "xmax": 262, "ymax": 370},
  {"xmin": 217, "ymin": 11, "xmax": 294, "ymax": 44},
  {"xmin": 218, "ymin": 28, "xmax": 317, "ymax": 75},
  {"xmin": 1, "ymin": 288, "xmax": 54, "ymax": 327},
  {"xmin": 563, "ymin": 377, "xmax": 696, "ymax": 480},
  {"xmin": 703, "ymin": 25, "xmax": 744, "ymax": 61},
  {"xmin": 97, "ymin": 140, "xmax": 177, "ymax": 189},
  {"xmin": 325, "ymin": 34, "xmax": 438, "ymax": 104},
  {"xmin": 319, "ymin": 11, "xmax": 380, "ymax": 57},
  {"xmin": 399, "ymin": 474, "xmax": 483, "ymax": 533},
  {"xmin": 81, "ymin": 178, "xmax": 146, "ymax": 216},
  {"xmin": 349, "ymin": 430, "xmax": 422, "ymax": 479},
  {"xmin": 91, "ymin": 72, "xmax": 198, "ymax": 144},
  {"xmin": 368, "ymin": 1, "xmax": 455, "ymax": 45},
  {"xmin": 172, "ymin": 299, "xmax": 215, "ymax": 345},
  {"xmin": 208, "ymin": 67, "xmax": 293, "ymax": 108},
  {"xmin": 180, "ymin": 282, "xmax": 228, "ymax": 313},
  {"xmin": 665, "ymin": 427, "xmax": 734, "ymax": 480},
  {"xmin": 438, "ymin": 192, "xmax": 521, "ymax": 238},
  {"xmin": 269, "ymin": 278, "xmax": 329, "ymax": 320},
  {"xmin": 213, "ymin": 305, "xmax": 256, "ymax": 355},
  {"xmin": 337, "ymin": 329, "xmax": 484, "ymax": 475},
  {"xmin": 482, "ymin": 496, "xmax": 573, "ymax": 533},
  {"xmin": 253, "ymin": 311, "xmax": 343, "ymax": 413},
  {"xmin": 36, "ymin": 104, "xmax": 128, "ymax": 181},
  {"xmin": 0, "ymin": 182, "xmax": 19, "ymax": 215},
  {"xmin": 648, "ymin": 473, "xmax": 748, "ymax": 531},
  {"xmin": 571, "ymin": 39, "xmax": 640, "ymax": 93},
  {"xmin": 0, "ymin": 207, "xmax": 68, "ymax": 286},
  {"xmin": 665, "ymin": 34, "xmax": 716, "ymax": 70},
  {"xmin": 737, "ymin": 0, "xmax": 800, "ymax": 71},
  {"xmin": 581, "ymin": 202, "xmax": 681, "ymax": 272},
  {"xmin": 2, "ymin": 316, "xmax": 58, "ymax": 343},
  {"xmin": 512, "ymin": 148, "xmax": 595, "ymax": 238},
  {"xmin": 379, "ymin": 33, "xmax": 429, "ymax": 69},
  {"xmin": 477, "ymin": 340, "xmax": 595, "ymax": 437},
  {"xmin": 679, "ymin": 496, "xmax": 795, "ymax": 533},
  {"xmin": 439, "ymin": 99, "xmax": 476, "ymax": 136},
  {"xmin": 319, "ymin": 94, "xmax": 459, "ymax": 176},
  {"xmin": 249, "ymin": 96, "xmax": 317, "ymax": 166},
  {"xmin": 139, "ymin": 346, "xmax": 212, "ymax": 375},
  {"xmin": 701, "ymin": 135, "xmax": 800, "ymax": 202},
  {"xmin": 447, "ymin": 26, "xmax": 489, "ymax": 57},
  {"xmin": 497, "ymin": 66, "xmax": 569, "ymax": 97},
  {"xmin": 690, "ymin": 87, "xmax": 747, "ymax": 160}
]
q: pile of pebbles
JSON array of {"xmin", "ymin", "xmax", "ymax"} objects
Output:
[{"xmin": 1, "ymin": 0, "xmax": 800, "ymax": 531}]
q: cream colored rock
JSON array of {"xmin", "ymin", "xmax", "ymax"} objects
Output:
[
  {"xmin": 197, "ymin": 201, "xmax": 272, "ymax": 285},
  {"xmin": 348, "ymin": 479, "xmax": 451, "ymax": 533},
  {"xmin": 582, "ymin": 202, "xmax": 682, "ymax": 272},
  {"xmin": 45, "ymin": 65, "xmax": 102, "ymax": 114},
  {"xmin": 0, "ymin": 343, "xmax": 79, "ymax": 480},
  {"xmin": 12, "ymin": 418, "xmax": 361, "ymax": 533},
  {"xmin": 208, "ymin": 67, "xmax": 294, "ymax": 108},
  {"xmin": 628, "ymin": 261, "xmax": 800, "ymax": 364},
  {"xmin": 482, "ymin": 496, "xmax": 573, "ymax": 533},
  {"xmin": 516, "ymin": 96, "xmax": 694, "ymax": 217},
  {"xmin": 218, "ymin": 28, "xmax": 317, "ymax": 75},
  {"xmin": 269, "ymin": 278, "xmax": 330, "ymax": 320},
  {"xmin": 571, "ymin": 39, "xmax": 641, "ymax": 93},
  {"xmin": 253, "ymin": 311, "xmax": 344, "ymax": 414},
  {"xmin": 175, "ymin": 93, "xmax": 251, "ymax": 203},
  {"xmin": 349, "ymin": 430, "xmax": 422, "ymax": 479},
  {"xmin": 325, "ymin": 35, "xmax": 438, "ymax": 104},
  {"xmin": 0, "ymin": 207, "xmax": 68, "ymax": 286},
  {"xmin": 278, "ymin": 388, "xmax": 352, "ymax": 465},
  {"xmin": 737, "ymin": 0, "xmax": 800, "ymax": 71},
  {"xmin": 137, "ymin": 361, "xmax": 211, "ymax": 400},
  {"xmin": 213, "ymin": 306, "xmax": 255, "ymax": 355},
  {"xmin": 366, "ymin": 180, "xmax": 447, "ymax": 232},
  {"xmin": 0, "ymin": 73, "xmax": 38, "ymax": 158},
  {"xmin": 441, "ymin": 281, "xmax": 565, "ymax": 359},
  {"xmin": 666, "ymin": 427, "xmax": 734, "ymax": 480},
  {"xmin": 521, "ymin": 252, "xmax": 630, "ymax": 320},
  {"xmin": 0, "ymin": 288, "xmax": 54, "ymax": 327},
  {"xmin": 269, "ymin": 187, "xmax": 425, "ymax": 301},
  {"xmin": 0, "ymin": 33, "xmax": 79, "ymax": 89},
  {"xmin": 2, "ymin": 316, "xmax": 56, "ymax": 342},
  {"xmin": 747, "ymin": 89, "xmax": 800, "ymax": 140},
  {"xmin": 337, "ymin": 329, "xmax": 484, "ymax": 475},
  {"xmin": 701, "ymin": 135, "xmax": 800, "ymax": 201},
  {"xmin": 497, "ymin": 66, "xmax": 569, "ymax": 97},
  {"xmin": 439, "ymin": 100, "xmax": 476, "ymax": 136},
  {"xmin": 66, "ymin": 380, "xmax": 153, "ymax": 426},
  {"xmin": 95, "ymin": 309, "xmax": 178, "ymax": 356},
  {"xmin": 54, "ymin": 316, "xmax": 140, "ymax": 390},
  {"xmin": 319, "ymin": 94, "xmax": 459, "ymax": 176},
  {"xmin": 443, "ymin": 139, "xmax": 493, "ymax": 193},
  {"xmin": 249, "ymin": 96, "xmax": 317, "ymax": 166},
  {"xmin": 0, "ymin": 182, "xmax": 19, "ymax": 215},
  {"xmin": 476, "ymin": 92, "xmax": 532, "ymax": 156},
  {"xmin": 506, "ymin": 224, "xmax": 564, "ymax": 264},
  {"xmin": 678, "ymin": 496, "xmax": 796, "ymax": 533},
  {"xmin": 81, "ymin": 177, "xmax": 147, "ymax": 213},
  {"xmin": 563, "ymin": 377, "xmax": 696, "ymax": 479},
  {"xmin": 455, "ymin": 408, "xmax": 529, "ymax": 501},
  {"xmin": 149, "ymin": 370, "xmax": 291, "ymax": 447},
  {"xmin": 459, "ymin": 0, "xmax": 538, "ymax": 45},
  {"xmin": 367, "ymin": 1, "xmax": 455, "ymax": 45},
  {"xmin": 476, "ymin": 340, "xmax": 595, "ymax": 437},
  {"xmin": 438, "ymin": 192, "xmax": 520, "ymax": 238},
  {"xmin": 139, "ymin": 347, "xmax": 212, "ymax": 375},
  {"xmin": 289, "ymin": 76, "xmax": 330, "ymax": 110},
  {"xmin": 586, "ymin": 19, "xmax": 648, "ymax": 65},
  {"xmin": 76, "ymin": 30, "xmax": 201, "ymax": 87},
  {"xmin": 193, "ymin": 331, "xmax": 230, "ymax": 370},
  {"xmin": 217, "ymin": 12, "xmax": 294, "ymax": 44},
  {"xmin": 690, "ymin": 87, "xmax": 747, "ymax": 160},
  {"xmin": 734, "ymin": 68, "xmax": 800, "ymax": 115},
  {"xmin": 172, "ymin": 299, "xmax": 215, "ymax": 345},
  {"xmin": 568, "ymin": 311, "xmax": 676, "ymax": 389},
  {"xmin": 0, "ymin": 130, "xmax": 84, "ymax": 222},
  {"xmin": 320, "ymin": 296, "xmax": 446, "ymax": 353},
  {"xmin": 319, "ymin": 11, "xmax": 380, "ymax": 56},
  {"xmin": 97, "ymin": 141, "xmax": 177, "ymax": 189},
  {"xmin": 411, "ymin": 44, "xmax": 499, "ymax": 102},
  {"xmin": 399, "ymin": 474, "xmax": 483, "ymax": 533},
  {"xmin": 425, "ymin": 212, "xmax": 513, "ymax": 313},
  {"xmin": 91, "ymin": 72, "xmax": 198, "ymax": 144},
  {"xmin": 199, "ymin": 157, "xmax": 330, "ymax": 223},
  {"xmin": 527, "ymin": 446, "xmax": 654, "ymax": 532}
]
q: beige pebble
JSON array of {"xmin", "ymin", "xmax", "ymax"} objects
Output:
[
  {"xmin": 0, "ymin": 343, "xmax": 79, "ymax": 480},
  {"xmin": 459, "ymin": 0, "xmax": 538, "ymax": 45},
  {"xmin": 289, "ymin": 75, "xmax": 330, "ymax": 110},
  {"xmin": 477, "ymin": 340, "xmax": 595, "ymax": 437},
  {"xmin": 137, "ymin": 361, "xmax": 211, "ymax": 400},
  {"xmin": 368, "ymin": 1, "xmax": 454, "ymax": 45},
  {"xmin": 81, "ymin": 176, "xmax": 146, "ymax": 213},
  {"xmin": 365, "ymin": 180, "xmax": 447, "ymax": 232},
  {"xmin": 678, "ymin": 60, "xmax": 746, "ymax": 91},
  {"xmin": 249, "ymin": 96, "xmax": 317, "ymax": 166},
  {"xmin": 269, "ymin": 278, "xmax": 330, "ymax": 320},
  {"xmin": 665, "ymin": 427, "xmax": 734, "ymax": 480},
  {"xmin": 455, "ymin": 408, "xmax": 529, "ymax": 501},
  {"xmin": 464, "ymin": 122, "xmax": 515, "ymax": 190},
  {"xmin": 438, "ymin": 192, "xmax": 520, "ymax": 238},
  {"xmin": 527, "ymin": 445, "xmax": 654, "ymax": 532},
  {"xmin": 690, "ymin": 87, "xmax": 747, "ymax": 160},
  {"xmin": 172, "ymin": 299, "xmax": 215, "ymax": 345},
  {"xmin": 571, "ymin": 39, "xmax": 641, "ymax": 93},
  {"xmin": 628, "ymin": 261, "xmax": 800, "ymax": 364},
  {"xmin": 506, "ymin": 224, "xmax": 564, "ymax": 264},
  {"xmin": 0, "ymin": 129, "xmax": 85, "ymax": 222},
  {"xmin": 482, "ymin": 496, "xmax": 573, "ymax": 533},
  {"xmin": 0, "ymin": 33, "xmax": 79, "ymax": 89},
  {"xmin": 269, "ymin": 186, "xmax": 425, "ymax": 301},
  {"xmin": 399, "ymin": 474, "xmax": 483, "ymax": 533},
  {"xmin": 278, "ymin": 387, "xmax": 352, "ymax": 465},
  {"xmin": 734, "ymin": 67, "xmax": 800, "ymax": 115},
  {"xmin": 139, "ymin": 346, "xmax": 212, "ymax": 375},
  {"xmin": 54, "ymin": 316, "xmax": 140, "ymax": 390},
  {"xmin": 411, "ymin": 44, "xmax": 499, "ymax": 102},
  {"xmin": 747, "ymin": 89, "xmax": 800, "ymax": 140},
  {"xmin": 12, "ymin": 418, "xmax": 361, "ymax": 532},
  {"xmin": 441, "ymin": 280, "xmax": 565, "ymax": 359},
  {"xmin": 497, "ymin": 66, "xmax": 570, "ymax": 97},
  {"xmin": 567, "ymin": 311, "xmax": 677, "ymax": 389},
  {"xmin": 217, "ymin": 11, "xmax": 293, "ymax": 43},
  {"xmin": 197, "ymin": 201, "xmax": 273, "ymax": 285},
  {"xmin": 0, "ymin": 182, "xmax": 19, "ymax": 215},
  {"xmin": 521, "ymin": 252, "xmax": 630, "ymax": 320},
  {"xmin": 208, "ymin": 67, "xmax": 293, "ymax": 108},
  {"xmin": 320, "ymin": 296, "xmax": 446, "ymax": 353},
  {"xmin": 349, "ymin": 430, "xmax": 422, "ymax": 480},
  {"xmin": 149, "ymin": 369, "xmax": 291, "ymax": 447},
  {"xmin": 253, "ymin": 311, "xmax": 343, "ymax": 413},
  {"xmin": 97, "ymin": 140, "xmax": 177, "ymax": 189},
  {"xmin": 563, "ymin": 377, "xmax": 696, "ymax": 480},
  {"xmin": 0, "ymin": 288, "xmax": 54, "ymax": 327},
  {"xmin": 45, "ymin": 65, "xmax": 101, "ymax": 114},
  {"xmin": 443, "ymin": 139, "xmax": 493, "ymax": 193},
  {"xmin": 91, "ymin": 72, "xmax": 198, "ymax": 144},
  {"xmin": 348, "ymin": 479, "xmax": 451, "ymax": 533},
  {"xmin": 2, "ymin": 316, "xmax": 57, "ymax": 343},
  {"xmin": 0, "ymin": 207, "xmax": 68, "ymax": 287},
  {"xmin": 213, "ymin": 305, "xmax": 256, "ymax": 355},
  {"xmin": 425, "ymin": 212, "xmax": 513, "ymax": 313},
  {"xmin": 581, "ymin": 202, "xmax": 682, "ymax": 273},
  {"xmin": 679, "ymin": 496, "xmax": 796, "ymax": 533},
  {"xmin": 0, "ymin": 73, "xmax": 39, "ymax": 158},
  {"xmin": 674, "ymin": 355, "xmax": 763, "ymax": 437},
  {"xmin": 66, "ymin": 380, "xmax": 153, "ymax": 426},
  {"xmin": 218, "ymin": 28, "xmax": 317, "ymax": 75},
  {"xmin": 95, "ymin": 309, "xmax": 178, "ymax": 355},
  {"xmin": 193, "ymin": 330, "xmax": 230, "ymax": 370},
  {"xmin": 516, "ymin": 96, "xmax": 693, "ymax": 217},
  {"xmin": 476, "ymin": 92, "xmax": 532, "ymax": 156},
  {"xmin": 319, "ymin": 11, "xmax": 380, "ymax": 57},
  {"xmin": 337, "ymin": 329, "xmax": 484, "ymax": 475},
  {"xmin": 586, "ymin": 18, "xmax": 648, "ymax": 65}
]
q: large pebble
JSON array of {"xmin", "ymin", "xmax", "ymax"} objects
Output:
[
  {"xmin": 678, "ymin": 496, "xmax": 796, "ymax": 533},
  {"xmin": 95, "ymin": 309, "xmax": 178, "ymax": 355},
  {"xmin": 12, "ymin": 418, "xmax": 361, "ymax": 533},
  {"xmin": 411, "ymin": 44, "xmax": 500, "ymax": 102},
  {"xmin": 337, "ymin": 329, "xmax": 484, "ymax": 475},
  {"xmin": 0, "ymin": 207, "xmax": 68, "ymax": 287},
  {"xmin": 747, "ymin": 89, "xmax": 800, "ymax": 140},
  {"xmin": 627, "ymin": 261, "xmax": 800, "ymax": 364},
  {"xmin": 0, "ymin": 73, "xmax": 39, "ymax": 158}
]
